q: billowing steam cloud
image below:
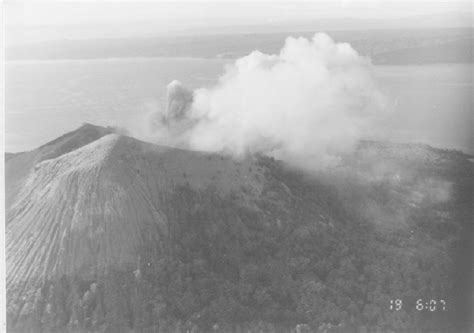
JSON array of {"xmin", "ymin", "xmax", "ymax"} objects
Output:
[{"xmin": 154, "ymin": 33, "xmax": 386, "ymax": 169}]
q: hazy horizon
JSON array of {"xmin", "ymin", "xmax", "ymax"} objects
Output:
[{"xmin": 5, "ymin": 1, "xmax": 472, "ymax": 46}]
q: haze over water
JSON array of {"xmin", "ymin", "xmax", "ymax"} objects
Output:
[{"xmin": 5, "ymin": 58, "xmax": 473, "ymax": 155}]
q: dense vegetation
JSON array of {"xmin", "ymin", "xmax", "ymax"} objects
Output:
[
  {"xmin": 131, "ymin": 156, "xmax": 469, "ymax": 332},
  {"xmin": 8, "ymin": 149, "xmax": 472, "ymax": 333}
]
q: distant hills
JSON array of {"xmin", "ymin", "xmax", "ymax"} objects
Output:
[
  {"xmin": 6, "ymin": 10, "xmax": 472, "ymax": 46},
  {"xmin": 5, "ymin": 124, "xmax": 473, "ymax": 332},
  {"xmin": 6, "ymin": 28, "xmax": 473, "ymax": 64}
]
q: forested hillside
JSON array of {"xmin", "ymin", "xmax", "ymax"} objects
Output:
[{"xmin": 5, "ymin": 126, "xmax": 473, "ymax": 332}]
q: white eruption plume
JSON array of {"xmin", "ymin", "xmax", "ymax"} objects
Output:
[{"xmin": 157, "ymin": 33, "xmax": 386, "ymax": 169}]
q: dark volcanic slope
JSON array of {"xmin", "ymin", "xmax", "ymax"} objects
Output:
[{"xmin": 5, "ymin": 125, "xmax": 473, "ymax": 333}]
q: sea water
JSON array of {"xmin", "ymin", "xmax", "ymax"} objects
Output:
[{"xmin": 5, "ymin": 58, "xmax": 473, "ymax": 154}]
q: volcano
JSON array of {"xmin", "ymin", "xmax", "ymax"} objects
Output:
[{"xmin": 5, "ymin": 124, "xmax": 473, "ymax": 332}]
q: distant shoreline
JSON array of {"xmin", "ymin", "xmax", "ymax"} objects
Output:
[
  {"xmin": 6, "ymin": 28, "xmax": 473, "ymax": 65},
  {"xmin": 5, "ymin": 56, "xmax": 474, "ymax": 66},
  {"xmin": 4, "ymin": 56, "xmax": 229, "ymax": 65}
]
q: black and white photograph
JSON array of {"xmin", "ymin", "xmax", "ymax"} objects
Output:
[{"xmin": 2, "ymin": 0, "xmax": 473, "ymax": 332}]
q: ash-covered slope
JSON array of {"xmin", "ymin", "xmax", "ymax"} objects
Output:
[
  {"xmin": 5, "ymin": 125, "xmax": 473, "ymax": 333},
  {"xmin": 7, "ymin": 133, "xmax": 263, "ymax": 282},
  {"xmin": 6, "ymin": 126, "xmax": 267, "ymax": 332},
  {"xmin": 5, "ymin": 123, "xmax": 116, "ymax": 214}
]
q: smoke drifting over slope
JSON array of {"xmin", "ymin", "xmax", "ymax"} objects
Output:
[{"xmin": 153, "ymin": 33, "xmax": 386, "ymax": 169}]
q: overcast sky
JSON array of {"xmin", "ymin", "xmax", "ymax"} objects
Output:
[{"xmin": 6, "ymin": 0, "xmax": 472, "ymax": 27}]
